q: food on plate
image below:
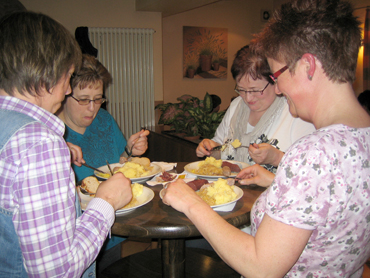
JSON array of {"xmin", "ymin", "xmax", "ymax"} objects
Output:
[
  {"xmin": 80, "ymin": 176, "xmax": 144, "ymax": 209},
  {"xmin": 222, "ymin": 166, "xmax": 231, "ymax": 176},
  {"xmin": 156, "ymin": 171, "xmax": 176, "ymax": 182},
  {"xmin": 221, "ymin": 161, "xmax": 241, "ymax": 173},
  {"xmin": 80, "ymin": 176, "xmax": 101, "ymax": 197},
  {"xmin": 190, "ymin": 157, "xmax": 241, "ymax": 176},
  {"xmin": 231, "ymin": 139, "xmax": 242, "ymax": 148},
  {"xmin": 196, "ymin": 178, "xmax": 237, "ymax": 206},
  {"xmin": 114, "ymin": 161, "xmax": 152, "ymax": 178},
  {"xmin": 191, "ymin": 157, "xmax": 223, "ymax": 175},
  {"xmin": 131, "ymin": 157, "xmax": 151, "ymax": 168},
  {"xmin": 186, "ymin": 179, "xmax": 208, "ymax": 191},
  {"xmin": 97, "ymin": 157, "xmax": 153, "ymax": 179},
  {"xmin": 122, "ymin": 183, "xmax": 144, "ymax": 209}
]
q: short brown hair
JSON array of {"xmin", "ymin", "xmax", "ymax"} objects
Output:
[
  {"xmin": 71, "ymin": 54, "xmax": 112, "ymax": 93},
  {"xmin": 0, "ymin": 12, "xmax": 82, "ymax": 96},
  {"xmin": 231, "ymin": 45, "xmax": 273, "ymax": 84},
  {"xmin": 253, "ymin": 0, "xmax": 362, "ymax": 83}
]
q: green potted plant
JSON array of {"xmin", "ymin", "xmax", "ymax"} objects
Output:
[
  {"xmin": 187, "ymin": 93, "xmax": 225, "ymax": 138},
  {"xmin": 155, "ymin": 93, "xmax": 225, "ymax": 139},
  {"xmin": 155, "ymin": 95, "xmax": 200, "ymax": 136}
]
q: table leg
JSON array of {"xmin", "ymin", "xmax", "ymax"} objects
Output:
[{"xmin": 161, "ymin": 239, "xmax": 185, "ymax": 278}]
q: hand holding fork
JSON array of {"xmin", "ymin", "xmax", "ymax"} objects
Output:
[{"xmin": 124, "ymin": 127, "xmax": 149, "ymax": 160}]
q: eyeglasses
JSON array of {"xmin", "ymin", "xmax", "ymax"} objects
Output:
[
  {"xmin": 69, "ymin": 95, "xmax": 106, "ymax": 106},
  {"xmin": 269, "ymin": 65, "xmax": 289, "ymax": 84},
  {"xmin": 234, "ymin": 82, "xmax": 270, "ymax": 96}
]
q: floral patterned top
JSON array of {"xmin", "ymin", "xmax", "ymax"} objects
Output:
[{"xmin": 251, "ymin": 124, "xmax": 370, "ymax": 277}]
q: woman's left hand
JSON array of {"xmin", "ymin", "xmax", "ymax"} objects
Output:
[
  {"xmin": 127, "ymin": 129, "xmax": 150, "ymax": 156},
  {"xmin": 66, "ymin": 142, "xmax": 85, "ymax": 166},
  {"xmin": 248, "ymin": 143, "xmax": 284, "ymax": 167}
]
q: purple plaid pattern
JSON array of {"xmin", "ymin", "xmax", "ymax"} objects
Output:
[
  {"xmin": 364, "ymin": 8, "xmax": 370, "ymax": 90},
  {"xmin": 0, "ymin": 96, "xmax": 115, "ymax": 277}
]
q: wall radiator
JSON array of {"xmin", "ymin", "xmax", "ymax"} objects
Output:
[{"xmin": 88, "ymin": 27, "xmax": 155, "ymax": 138}]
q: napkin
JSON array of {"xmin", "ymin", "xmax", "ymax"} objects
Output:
[
  {"xmin": 151, "ymin": 161, "xmax": 177, "ymax": 171},
  {"xmin": 146, "ymin": 171, "xmax": 196, "ymax": 186}
]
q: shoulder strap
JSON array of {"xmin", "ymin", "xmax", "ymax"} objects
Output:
[{"xmin": 0, "ymin": 110, "xmax": 36, "ymax": 152}]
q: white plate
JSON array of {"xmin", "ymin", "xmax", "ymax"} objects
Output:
[
  {"xmin": 77, "ymin": 186, "xmax": 155, "ymax": 215},
  {"xmin": 159, "ymin": 185, "xmax": 243, "ymax": 212},
  {"xmin": 94, "ymin": 163, "xmax": 162, "ymax": 183},
  {"xmin": 184, "ymin": 160, "xmax": 250, "ymax": 180}
]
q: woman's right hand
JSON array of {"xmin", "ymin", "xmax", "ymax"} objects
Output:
[
  {"xmin": 236, "ymin": 164, "xmax": 275, "ymax": 187},
  {"xmin": 162, "ymin": 179, "xmax": 206, "ymax": 214},
  {"xmin": 196, "ymin": 139, "xmax": 220, "ymax": 157},
  {"xmin": 95, "ymin": 172, "xmax": 132, "ymax": 211}
]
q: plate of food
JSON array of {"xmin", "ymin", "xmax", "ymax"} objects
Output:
[
  {"xmin": 159, "ymin": 178, "xmax": 243, "ymax": 212},
  {"xmin": 77, "ymin": 176, "xmax": 155, "ymax": 215},
  {"xmin": 184, "ymin": 157, "xmax": 249, "ymax": 180},
  {"xmin": 94, "ymin": 157, "xmax": 162, "ymax": 184}
]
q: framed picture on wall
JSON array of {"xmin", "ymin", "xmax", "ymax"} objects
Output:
[{"xmin": 183, "ymin": 26, "xmax": 228, "ymax": 79}]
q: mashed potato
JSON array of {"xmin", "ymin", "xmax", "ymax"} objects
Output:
[
  {"xmin": 197, "ymin": 178, "xmax": 237, "ymax": 206},
  {"xmin": 231, "ymin": 139, "xmax": 242, "ymax": 148},
  {"xmin": 122, "ymin": 183, "xmax": 144, "ymax": 209},
  {"xmin": 191, "ymin": 157, "xmax": 223, "ymax": 175},
  {"xmin": 114, "ymin": 162, "xmax": 151, "ymax": 178}
]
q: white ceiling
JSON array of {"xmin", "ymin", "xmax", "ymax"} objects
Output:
[{"xmin": 136, "ymin": 0, "xmax": 224, "ymax": 17}]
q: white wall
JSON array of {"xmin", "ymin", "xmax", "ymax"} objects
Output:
[{"xmin": 20, "ymin": 0, "xmax": 164, "ymax": 101}]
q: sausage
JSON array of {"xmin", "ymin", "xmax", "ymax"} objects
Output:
[
  {"xmin": 221, "ymin": 161, "xmax": 241, "ymax": 173},
  {"xmin": 159, "ymin": 171, "xmax": 175, "ymax": 182},
  {"xmin": 186, "ymin": 179, "xmax": 208, "ymax": 191},
  {"xmin": 222, "ymin": 166, "xmax": 231, "ymax": 177}
]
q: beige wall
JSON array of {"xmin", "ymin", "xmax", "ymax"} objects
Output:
[
  {"xmin": 20, "ymin": 0, "xmax": 164, "ymax": 101},
  {"xmin": 163, "ymin": 0, "xmax": 369, "ymax": 111},
  {"xmin": 17, "ymin": 0, "xmax": 370, "ymax": 108},
  {"xmin": 162, "ymin": 0, "xmax": 274, "ymax": 111}
]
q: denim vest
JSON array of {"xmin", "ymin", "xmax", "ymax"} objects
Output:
[{"xmin": 0, "ymin": 109, "xmax": 95, "ymax": 278}]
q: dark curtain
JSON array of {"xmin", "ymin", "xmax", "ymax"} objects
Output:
[{"xmin": 364, "ymin": 8, "xmax": 370, "ymax": 90}]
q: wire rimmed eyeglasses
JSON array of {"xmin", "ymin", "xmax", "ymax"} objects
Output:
[
  {"xmin": 269, "ymin": 65, "xmax": 289, "ymax": 84},
  {"xmin": 69, "ymin": 95, "xmax": 107, "ymax": 106},
  {"xmin": 234, "ymin": 82, "xmax": 270, "ymax": 96}
]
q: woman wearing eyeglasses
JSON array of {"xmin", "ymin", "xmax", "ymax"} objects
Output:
[
  {"xmin": 196, "ymin": 45, "xmax": 315, "ymax": 173},
  {"xmin": 56, "ymin": 54, "xmax": 149, "ymax": 273},
  {"xmin": 57, "ymin": 54, "xmax": 149, "ymax": 182},
  {"xmin": 164, "ymin": 0, "xmax": 370, "ymax": 276}
]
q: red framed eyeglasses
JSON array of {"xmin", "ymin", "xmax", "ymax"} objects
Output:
[{"xmin": 269, "ymin": 65, "xmax": 288, "ymax": 83}]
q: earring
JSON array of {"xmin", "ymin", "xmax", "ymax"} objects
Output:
[{"xmin": 308, "ymin": 75, "xmax": 312, "ymax": 81}]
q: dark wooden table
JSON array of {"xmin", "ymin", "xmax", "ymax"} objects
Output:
[{"xmin": 111, "ymin": 162, "xmax": 264, "ymax": 278}]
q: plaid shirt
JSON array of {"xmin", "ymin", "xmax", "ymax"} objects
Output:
[{"xmin": 0, "ymin": 96, "xmax": 115, "ymax": 278}]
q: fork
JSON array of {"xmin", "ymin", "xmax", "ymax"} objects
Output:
[
  {"xmin": 126, "ymin": 138, "xmax": 139, "ymax": 160},
  {"xmin": 125, "ymin": 127, "xmax": 147, "ymax": 160}
]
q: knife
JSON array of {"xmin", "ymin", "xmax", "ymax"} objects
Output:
[
  {"xmin": 106, "ymin": 160, "xmax": 114, "ymax": 176},
  {"xmin": 82, "ymin": 162, "xmax": 105, "ymax": 174}
]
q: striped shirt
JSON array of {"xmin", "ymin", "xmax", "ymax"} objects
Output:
[{"xmin": 0, "ymin": 96, "xmax": 115, "ymax": 278}]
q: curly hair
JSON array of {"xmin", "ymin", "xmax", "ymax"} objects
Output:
[
  {"xmin": 0, "ymin": 12, "xmax": 82, "ymax": 96},
  {"xmin": 231, "ymin": 45, "xmax": 273, "ymax": 83},
  {"xmin": 71, "ymin": 54, "xmax": 112, "ymax": 93},
  {"xmin": 252, "ymin": 0, "xmax": 362, "ymax": 83}
]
